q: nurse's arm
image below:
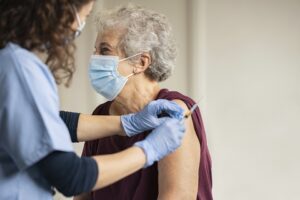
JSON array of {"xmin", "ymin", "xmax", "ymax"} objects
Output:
[
  {"xmin": 77, "ymin": 114, "xmax": 125, "ymax": 141},
  {"xmin": 60, "ymin": 111, "xmax": 126, "ymax": 142},
  {"xmin": 39, "ymin": 146, "xmax": 146, "ymax": 197},
  {"xmin": 61, "ymin": 99, "xmax": 180, "ymax": 142},
  {"xmin": 157, "ymin": 100, "xmax": 200, "ymax": 199},
  {"xmin": 92, "ymin": 146, "xmax": 146, "ymax": 189},
  {"xmin": 74, "ymin": 146, "xmax": 146, "ymax": 200}
]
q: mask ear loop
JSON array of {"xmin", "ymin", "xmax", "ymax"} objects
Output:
[
  {"xmin": 125, "ymin": 68, "xmax": 137, "ymax": 78},
  {"xmin": 120, "ymin": 53, "xmax": 143, "ymax": 78},
  {"xmin": 119, "ymin": 52, "xmax": 143, "ymax": 62},
  {"xmin": 71, "ymin": 6, "xmax": 81, "ymax": 27},
  {"xmin": 126, "ymin": 73, "xmax": 135, "ymax": 78}
]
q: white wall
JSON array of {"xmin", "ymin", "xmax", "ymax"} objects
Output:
[{"xmin": 56, "ymin": 0, "xmax": 300, "ymax": 199}]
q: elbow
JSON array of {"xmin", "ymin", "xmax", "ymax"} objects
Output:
[{"xmin": 56, "ymin": 185, "xmax": 79, "ymax": 197}]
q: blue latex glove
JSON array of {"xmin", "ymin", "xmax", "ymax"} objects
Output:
[
  {"xmin": 134, "ymin": 118, "xmax": 186, "ymax": 168},
  {"xmin": 121, "ymin": 99, "xmax": 184, "ymax": 137}
]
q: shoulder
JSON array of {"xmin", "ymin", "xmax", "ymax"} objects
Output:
[
  {"xmin": 158, "ymin": 88, "xmax": 196, "ymax": 110},
  {"xmin": 0, "ymin": 43, "xmax": 55, "ymax": 88},
  {"xmin": 0, "ymin": 43, "xmax": 46, "ymax": 70},
  {"xmin": 172, "ymin": 99, "xmax": 190, "ymax": 114},
  {"xmin": 0, "ymin": 43, "xmax": 60, "ymax": 111}
]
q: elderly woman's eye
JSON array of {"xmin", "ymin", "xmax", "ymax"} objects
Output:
[{"xmin": 100, "ymin": 47, "xmax": 111, "ymax": 55}]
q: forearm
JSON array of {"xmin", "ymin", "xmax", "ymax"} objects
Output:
[
  {"xmin": 92, "ymin": 146, "xmax": 146, "ymax": 189},
  {"xmin": 77, "ymin": 114, "xmax": 125, "ymax": 142},
  {"xmin": 61, "ymin": 99, "xmax": 184, "ymax": 142},
  {"xmin": 38, "ymin": 147, "xmax": 146, "ymax": 196},
  {"xmin": 60, "ymin": 111, "xmax": 126, "ymax": 142}
]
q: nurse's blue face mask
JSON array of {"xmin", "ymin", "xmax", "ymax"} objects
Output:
[
  {"xmin": 72, "ymin": 5, "xmax": 86, "ymax": 38},
  {"xmin": 88, "ymin": 53, "xmax": 142, "ymax": 100}
]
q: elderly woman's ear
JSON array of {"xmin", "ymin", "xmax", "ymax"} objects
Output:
[{"xmin": 134, "ymin": 52, "xmax": 152, "ymax": 74}]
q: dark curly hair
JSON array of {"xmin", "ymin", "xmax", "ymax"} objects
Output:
[{"xmin": 0, "ymin": 0, "xmax": 94, "ymax": 86}]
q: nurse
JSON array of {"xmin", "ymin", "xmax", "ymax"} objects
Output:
[{"xmin": 0, "ymin": 0, "xmax": 186, "ymax": 199}]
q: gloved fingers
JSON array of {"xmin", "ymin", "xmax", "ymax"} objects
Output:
[
  {"xmin": 178, "ymin": 125, "xmax": 186, "ymax": 133},
  {"xmin": 136, "ymin": 118, "xmax": 186, "ymax": 168},
  {"xmin": 156, "ymin": 117, "xmax": 169, "ymax": 126},
  {"xmin": 149, "ymin": 99, "xmax": 184, "ymax": 120},
  {"xmin": 162, "ymin": 118, "xmax": 185, "ymax": 130},
  {"xmin": 178, "ymin": 120, "xmax": 186, "ymax": 132},
  {"xmin": 168, "ymin": 119, "xmax": 186, "ymax": 137},
  {"xmin": 161, "ymin": 110, "xmax": 184, "ymax": 120}
]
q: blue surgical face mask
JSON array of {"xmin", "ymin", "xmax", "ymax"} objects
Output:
[{"xmin": 88, "ymin": 53, "xmax": 142, "ymax": 100}]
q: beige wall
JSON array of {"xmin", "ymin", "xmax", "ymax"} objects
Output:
[
  {"xmin": 57, "ymin": 0, "xmax": 300, "ymax": 199},
  {"xmin": 206, "ymin": 0, "xmax": 300, "ymax": 199}
]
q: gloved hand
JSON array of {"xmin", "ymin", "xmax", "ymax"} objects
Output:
[
  {"xmin": 121, "ymin": 99, "xmax": 184, "ymax": 137},
  {"xmin": 134, "ymin": 118, "xmax": 186, "ymax": 167}
]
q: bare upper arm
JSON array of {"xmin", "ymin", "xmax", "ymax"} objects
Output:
[{"xmin": 157, "ymin": 99, "xmax": 200, "ymax": 199}]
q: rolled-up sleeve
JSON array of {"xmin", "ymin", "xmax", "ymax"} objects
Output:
[{"xmin": 0, "ymin": 43, "xmax": 73, "ymax": 170}]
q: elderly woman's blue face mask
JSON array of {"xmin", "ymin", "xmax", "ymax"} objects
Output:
[{"xmin": 88, "ymin": 53, "xmax": 142, "ymax": 100}]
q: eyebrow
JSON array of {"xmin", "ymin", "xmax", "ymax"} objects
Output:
[
  {"xmin": 99, "ymin": 42, "xmax": 113, "ymax": 48},
  {"xmin": 94, "ymin": 42, "xmax": 115, "ymax": 51}
]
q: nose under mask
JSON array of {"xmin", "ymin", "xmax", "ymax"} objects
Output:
[{"xmin": 88, "ymin": 53, "xmax": 142, "ymax": 100}]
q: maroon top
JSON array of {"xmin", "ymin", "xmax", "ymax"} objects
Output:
[{"xmin": 82, "ymin": 89, "xmax": 213, "ymax": 200}]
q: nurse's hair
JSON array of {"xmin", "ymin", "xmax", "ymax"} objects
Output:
[
  {"xmin": 96, "ymin": 4, "xmax": 177, "ymax": 82},
  {"xmin": 0, "ymin": 0, "xmax": 93, "ymax": 86}
]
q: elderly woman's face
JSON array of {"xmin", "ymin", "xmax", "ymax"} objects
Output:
[{"xmin": 94, "ymin": 29, "xmax": 134, "ymax": 77}]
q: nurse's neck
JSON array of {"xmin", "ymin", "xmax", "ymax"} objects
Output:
[{"xmin": 110, "ymin": 75, "xmax": 160, "ymax": 115}]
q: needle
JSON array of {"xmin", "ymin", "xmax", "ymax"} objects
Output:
[
  {"xmin": 184, "ymin": 98, "xmax": 202, "ymax": 119},
  {"xmin": 158, "ymin": 98, "xmax": 203, "ymax": 119}
]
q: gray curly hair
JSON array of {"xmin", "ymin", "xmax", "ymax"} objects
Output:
[{"xmin": 95, "ymin": 4, "xmax": 177, "ymax": 82}]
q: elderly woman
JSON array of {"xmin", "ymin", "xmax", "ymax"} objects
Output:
[{"xmin": 75, "ymin": 4, "xmax": 212, "ymax": 200}]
